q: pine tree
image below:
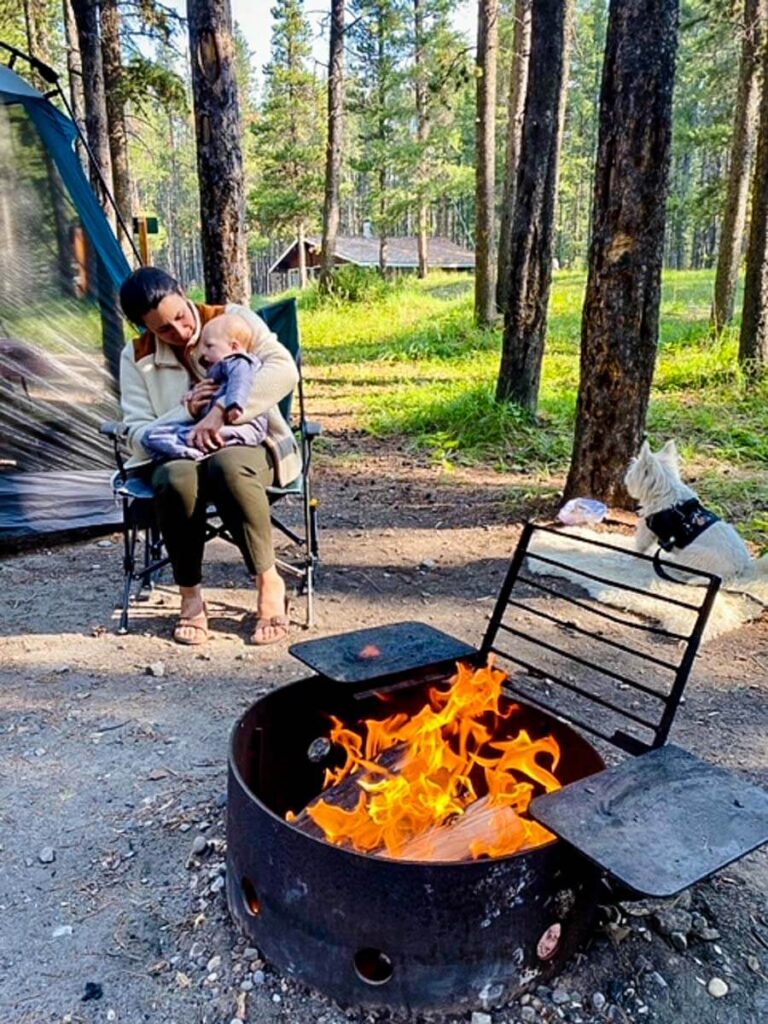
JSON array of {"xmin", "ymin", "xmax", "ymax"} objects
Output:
[
  {"xmin": 251, "ymin": 0, "xmax": 323, "ymax": 288},
  {"xmin": 473, "ymin": 0, "xmax": 498, "ymax": 326},
  {"xmin": 565, "ymin": 0, "xmax": 680, "ymax": 505},
  {"xmin": 319, "ymin": 0, "xmax": 345, "ymax": 292}
]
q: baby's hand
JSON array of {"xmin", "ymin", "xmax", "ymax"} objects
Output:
[{"xmin": 225, "ymin": 404, "xmax": 243, "ymax": 425}]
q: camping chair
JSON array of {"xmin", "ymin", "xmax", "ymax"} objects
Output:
[{"xmin": 100, "ymin": 297, "xmax": 320, "ymax": 632}]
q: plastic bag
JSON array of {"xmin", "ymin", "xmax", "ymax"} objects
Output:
[{"xmin": 557, "ymin": 497, "xmax": 608, "ymax": 526}]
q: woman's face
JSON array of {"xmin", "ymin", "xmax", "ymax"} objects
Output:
[{"xmin": 143, "ymin": 293, "xmax": 197, "ymax": 347}]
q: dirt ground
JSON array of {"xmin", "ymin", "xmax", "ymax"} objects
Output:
[{"xmin": 1, "ymin": 435, "xmax": 767, "ymax": 1024}]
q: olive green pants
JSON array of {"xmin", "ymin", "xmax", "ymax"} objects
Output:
[{"xmin": 151, "ymin": 445, "xmax": 275, "ymax": 587}]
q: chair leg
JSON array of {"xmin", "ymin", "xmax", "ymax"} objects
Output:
[
  {"xmin": 305, "ymin": 561, "xmax": 315, "ymax": 627},
  {"xmin": 119, "ymin": 507, "xmax": 137, "ymax": 634}
]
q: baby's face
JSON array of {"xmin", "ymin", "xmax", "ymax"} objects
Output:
[{"xmin": 198, "ymin": 328, "xmax": 243, "ymax": 368}]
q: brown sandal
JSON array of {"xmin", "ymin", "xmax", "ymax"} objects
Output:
[
  {"xmin": 250, "ymin": 600, "xmax": 291, "ymax": 646},
  {"xmin": 173, "ymin": 604, "xmax": 209, "ymax": 646}
]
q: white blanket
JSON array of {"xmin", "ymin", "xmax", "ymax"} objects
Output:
[{"xmin": 526, "ymin": 527, "xmax": 768, "ymax": 642}]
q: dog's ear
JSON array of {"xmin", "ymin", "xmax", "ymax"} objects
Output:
[
  {"xmin": 638, "ymin": 439, "xmax": 651, "ymax": 459},
  {"xmin": 659, "ymin": 439, "xmax": 679, "ymax": 463}
]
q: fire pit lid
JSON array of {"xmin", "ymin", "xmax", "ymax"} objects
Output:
[
  {"xmin": 289, "ymin": 621, "xmax": 477, "ymax": 683},
  {"xmin": 530, "ymin": 744, "xmax": 768, "ymax": 897}
]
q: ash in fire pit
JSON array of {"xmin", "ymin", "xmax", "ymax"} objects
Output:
[{"xmin": 288, "ymin": 661, "xmax": 563, "ymax": 862}]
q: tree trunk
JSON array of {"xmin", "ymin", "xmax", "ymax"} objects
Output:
[
  {"xmin": 565, "ymin": 0, "xmax": 680, "ymax": 506},
  {"xmin": 496, "ymin": 0, "xmax": 531, "ymax": 314},
  {"xmin": 188, "ymin": 0, "xmax": 249, "ymax": 304},
  {"xmin": 63, "ymin": 0, "xmax": 88, "ymax": 171},
  {"xmin": 319, "ymin": 0, "xmax": 345, "ymax": 294},
  {"xmin": 495, "ymin": 0, "xmax": 568, "ymax": 410},
  {"xmin": 474, "ymin": 0, "xmax": 499, "ymax": 326},
  {"xmin": 100, "ymin": 0, "xmax": 134, "ymax": 261},
  {"xmin": 712, "ymin": 0, "xmax": 765, "ymax": 334},
  {"xmin": 415, "ymin": 0, "xmax": 429, "ymax": 279},
  {"xmin": 739, "ymin": 6, "xmax": 768, "ymax": 376},
  {"xmin": 70, "ymin": 0, "xmax": 114, "ymax": 224}
]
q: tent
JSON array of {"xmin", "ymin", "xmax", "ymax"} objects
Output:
[{"xmin": 0, "ymin": 51, "xmax": 132, "ymax": 546}]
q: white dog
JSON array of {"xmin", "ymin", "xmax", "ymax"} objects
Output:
[{"xmin": 624, "ymin": 440, "xmax": 753, "ymax": 581}]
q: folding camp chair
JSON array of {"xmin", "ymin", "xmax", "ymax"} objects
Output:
[{"xmin": 100, "ymin": 297, "xmax": 320, "ymax": 632}]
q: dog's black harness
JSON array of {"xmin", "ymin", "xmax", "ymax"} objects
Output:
[{"xmin": 646, "ymin": 498, "xmax": 719, "ymax": 552}]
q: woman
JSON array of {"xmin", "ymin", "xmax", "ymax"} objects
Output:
[{"xmin": 118, "ymin": 267, "xmax": 300, "ymax": 646}]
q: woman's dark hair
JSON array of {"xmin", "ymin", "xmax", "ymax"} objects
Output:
[{"xmin": 119, "ymin": 267, "xmax": 184, "ymax": 326}]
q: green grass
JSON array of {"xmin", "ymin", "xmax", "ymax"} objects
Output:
[{"xmin": 293, "ymin": 268, "xmax": 768, "ymax": 544}]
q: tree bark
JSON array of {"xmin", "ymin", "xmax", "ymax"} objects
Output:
[
  {"xmin": 414, "ymin": 0, "xmax": 429, "ymax": 279},
  {"xmin": 100, "ymin": 0, "xmax": 134, "ymax": 261},
  {"xmin": 739, "ymin": 5, "xmax": 768, "ymax": 377},
  {"xmin": 188, "ymin": 0, "xmax": 249, "ymax": 304},
  {"xmin": 495, "ymin": 0, "xmax": 568, "ymax": 410},
  {"xmin": 496, "ymin": 0, "xmax": 531, "ymax": 314},
  {"xmin": 474, "ymin": 0, "xmax": 499, "ymax": 326},
  {"xmin": 712, "ymin": 0, "xmax": 766, "ymax": 334},
  {"xmin": 319, "ymin": 0, "xmax": 345, "ymax": 294},
  {"xmin": 565, "ymin": 0, "xmax": 680, "ymax": 506},
  {"xmin": 70, "ymin": 0, "xmax": 115, "ymax": 224},
  {"xmin": 63, "ymin": 0, "xmax": 88, "ymax": 171},
  {"xmin": 297, "ymin": 220, "xmax": 308, "ymax": 289}
]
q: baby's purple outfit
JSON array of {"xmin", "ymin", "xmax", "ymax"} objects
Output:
[{"xmin": 143, "ymin": 353, "xmax": 268, "ymax": 462}]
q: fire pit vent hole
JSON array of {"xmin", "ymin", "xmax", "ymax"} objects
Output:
[
  {"xmin": 353, "ymin": 948, "xmax": 394, "ymax": 986},
  {"xmin": 241, "ymin": 877, "xmax": 261, "ymax": 916}
]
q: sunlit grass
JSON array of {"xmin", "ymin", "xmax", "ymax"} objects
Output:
[{"xmin": 292, "ymin": 268, "xmax": 768, "ymax": 543}]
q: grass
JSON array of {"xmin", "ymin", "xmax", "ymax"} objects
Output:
[{"xmin": 295, "ymin": 268, "xmax": 768, "ymax": 546}]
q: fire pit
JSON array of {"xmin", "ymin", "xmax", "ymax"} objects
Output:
[{"xmin": 227, "ymin": 525, "xmax": 768, "ymax": 1012}]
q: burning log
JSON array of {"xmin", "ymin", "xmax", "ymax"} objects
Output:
[{"xmin": 287, "ymin": 662, "xmax": 563, "ymax": 863}]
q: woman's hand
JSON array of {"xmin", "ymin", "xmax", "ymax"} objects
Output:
[
  {"xmin": 185, "ymin": 380, "xmax": 218, "ymax": 417},
  {"xmin": 188, "ymin": 405, "xmax": 225, "ymax": 451}
]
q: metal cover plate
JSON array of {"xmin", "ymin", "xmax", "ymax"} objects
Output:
[
  {"xmin": 530, "ymin": 744, "xmax": 768, "ymax": 897},
  {"xmin": 289, "ymin": 621, "xmax": 477, "ymax": 683}
]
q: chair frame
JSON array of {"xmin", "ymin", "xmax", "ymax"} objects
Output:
[{"xmin": 102, "ymin": 303, "xmax": 320, "ymax": 632}]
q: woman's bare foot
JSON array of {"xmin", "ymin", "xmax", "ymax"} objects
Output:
[
  {"xmin": 251, "ymin": 567, "xmax": 290, "ymax": 645},
  {"xmin": 174, "ymin": 585, "xmax": 208, "ymax": 645}
]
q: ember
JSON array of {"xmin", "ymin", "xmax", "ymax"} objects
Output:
[{"xmin": 287, "ymin": 661, "xmax": 561, "ymax": 860}]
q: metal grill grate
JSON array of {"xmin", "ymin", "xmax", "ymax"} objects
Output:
[{"xmin": 479, "ymin": 523, "xmax": 721, "ymax": 755}]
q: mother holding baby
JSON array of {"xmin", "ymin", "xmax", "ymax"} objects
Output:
[{"xmin": 118, "ymin": 266, "xmax": 300, "ymax": 646}]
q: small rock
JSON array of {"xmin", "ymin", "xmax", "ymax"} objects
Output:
[
  {"xmin": 240, "ymin": 980, "xmax": 253, "ymax": 992},
  {"xmin": 707, "ymin": 977, "xmax": 728, "ymax": 998},
  {"xmin": 747, "ymin": 955, "xmax": 761, "ymax": 973},
  {"xmin": 670, "ymin": 931, "xmax": 688, "ymax": 953},
  {"xmin": 210, "ymin": 875, "xmax": 225, "ymax": 893},
  {"xmin": 552, "ymin": 989, "xmax": 571, "ymax": 1005},
  {"xmin": 650, "ymin": 971, "xmax": 668, "ymax": 989},
  {"xmin": 106, "ymin": 1011, "xmax": 116, "ymax": 1022},
  {"xmin": 191, "ymin": 836, "xmax": 208, "ymax": 856},
  {"xmin": 38, "ymin": 846, "xmax": 56, "ymax": 864},
  {"xmin": 55, "ymin": 665, "xmax": 71, "ymax": 674},
  {"xmin": 521, "ymin": 1007, "xmax": 537, "ymax": 1023},
  {"xmin": 206, "ymin": 955, "xmax": 221, "ymax": 972},
  {"xmin": 653, "ymin": 908, "xmax": 693, "ymax": 938},
  {"xmin": 96, "ymin": 539, "xmax": 114, "ymax": 548},
  {"xmin": 145, "ymin": 662, "xmax": 165, "ymax": 677},
  {"xmin": 419, "ymin": 558, "xmax": 437, "ymax": 571},
  {"xmin": 52, "ymin": 925, "xmax": 73, "ymax": 938},
  {"xmin": 272, "ymin": 993, "xmax": 281, "ymax": 1004},
  {"xmin": 592, "ymin": 993, "xmax": 606, "ymax": 1011},
  {"xmin": 471, "ymin": 1014, "xmax": 492, "ymax": 1024},
  {"xmin": 253, "ymin": 970, "xmax": 266, "ymax": 985},
  {"xmin": 243, "ymin": 946, "xmax": 259, "ymax": 959},
  {"xmin": 698, "ymin": 927, "xmax": 720, "ymax": 942},
  {"xmin": 229, "ymin": 1019, "xmax": 243, "ymax": 1024}
]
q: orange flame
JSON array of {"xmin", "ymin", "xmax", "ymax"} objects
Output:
[{"xmin": 290, "ymin": 661, "xmax": 561, "ymax": 861}]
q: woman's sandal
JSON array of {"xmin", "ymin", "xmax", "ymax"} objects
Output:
[
  {"xmin": 173, "ymin": 604, "xmax": 209, "ymax": 646},
  {"xmin": 250, "ymin": 598, "xmax": 291, "ymax": 646}
]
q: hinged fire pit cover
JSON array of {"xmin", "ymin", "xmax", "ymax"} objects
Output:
[
  {"xmin": 531, "ymin": 744, "xmax": 768, "ymax": 898},
  {"xmin": 289, "ymin": 621, "xmax": 476, "ymax": 683}
]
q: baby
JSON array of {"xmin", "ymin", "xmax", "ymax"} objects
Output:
[{"xmin": 142, "ymin": 313, "xmax": 268, "ymax": 461}]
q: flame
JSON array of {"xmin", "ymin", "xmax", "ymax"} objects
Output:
[{"xmin": 290, "ymin": 661, "xmax": 562, "ymax": 861}]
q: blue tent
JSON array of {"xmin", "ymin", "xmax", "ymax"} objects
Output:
[{"xmin": 0, "ymin": 60, "xmax": 131, "ymax": 545}]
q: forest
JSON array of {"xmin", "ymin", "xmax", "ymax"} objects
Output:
[{"xmin": 3, "ymin": 0, "xmax": 768, "ymax": 516}]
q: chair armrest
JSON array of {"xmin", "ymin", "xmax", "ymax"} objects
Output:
[
  {"xmin": 100, "ymin": 420, "xmax": 128, "ymax": 439},
  {"xmin": 303, "ymin": 421, "xmax": 322, "ymax": 439}
]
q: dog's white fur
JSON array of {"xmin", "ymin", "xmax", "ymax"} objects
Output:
[{"xmin": 624, "ymin": 440, "xmax": 753, "ymax": 581}]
